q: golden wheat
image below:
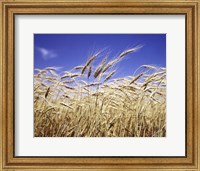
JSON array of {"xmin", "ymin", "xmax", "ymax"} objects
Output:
[{"xmin": 34, "ymin": 47, "xmax": 166, "ymax": 137}]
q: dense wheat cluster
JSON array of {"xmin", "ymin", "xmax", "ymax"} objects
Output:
[{"xmin": 34, "ymin": 46, "xmax": 166, "ymax": 137}]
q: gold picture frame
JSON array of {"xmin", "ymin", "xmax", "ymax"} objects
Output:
[{"xmin": 0, "ymin": 0, "xmax": 199, "ymax": 170}]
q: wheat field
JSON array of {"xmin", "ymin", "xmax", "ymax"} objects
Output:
[{"xmin": 34, "ymin": 46, "xmax": 166, "ymax": 137}]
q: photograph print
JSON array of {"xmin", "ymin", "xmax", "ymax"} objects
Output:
[{"xmin": 34, "ymin": 34, "xmax": 166, "ymax": 137}]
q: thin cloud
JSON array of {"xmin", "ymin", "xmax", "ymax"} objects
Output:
[{"xmin": 37, "ymin": 47, "xmax": 57, "ymax": 60}]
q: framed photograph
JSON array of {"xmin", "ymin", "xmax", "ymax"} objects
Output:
[{"xmin": 0, "ymin": 0, "xmax": 199, "ymax": 170}]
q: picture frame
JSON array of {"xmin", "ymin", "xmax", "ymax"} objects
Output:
[{"xmin": 0, "ymin": 0, "xmax": 199, "ymax": 170}]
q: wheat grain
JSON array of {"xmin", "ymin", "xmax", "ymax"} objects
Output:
[
  {"xmin": 118, "ymin": 45, "xmax": 142, "ymax": 58},
  {"xmin": 105, "ymin": 70, "xmax": 116, "ymax": 82},
  {"xmin": 81, "ymin": 51, "xmax": 100, "ymax": 74}
]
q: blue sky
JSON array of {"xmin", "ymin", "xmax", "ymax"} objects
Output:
[{"xmin": 34, "ymin": 34, "xmax": 166, "ymax": 78}]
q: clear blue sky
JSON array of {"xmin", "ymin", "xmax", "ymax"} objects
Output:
[{"xmin": 34, "ymin": 34, "xmax": 166, "ymax": 78}]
